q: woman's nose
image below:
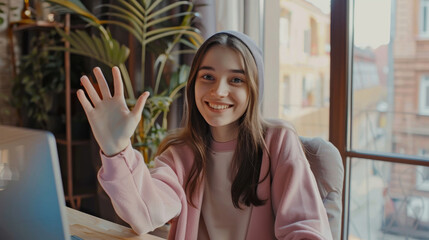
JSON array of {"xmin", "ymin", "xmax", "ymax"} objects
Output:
[{"xmin": 212, "ymin": 79, "xmax": 229, "ymax": 97}]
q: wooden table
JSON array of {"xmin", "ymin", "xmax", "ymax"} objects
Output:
[{"xmin": 67, "ymin": 207, "xmax": 165, "ymax": 240}]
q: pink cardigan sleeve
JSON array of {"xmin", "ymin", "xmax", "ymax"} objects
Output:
[
  {"xmin": 97, "ymin": 144, "xmax": 183, "ymax": 234},
  {"xmin": 269, "ymin": 129, "xmax": 333, "ymax": 240}
]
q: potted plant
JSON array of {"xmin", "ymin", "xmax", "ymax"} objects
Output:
[
  {"xmin": 45, "ymin": 0, "xmax": 203, "ymax": 164},
  {"xmin": 10, "ymin": 30, "xmax": 65, "ymax": 132}
]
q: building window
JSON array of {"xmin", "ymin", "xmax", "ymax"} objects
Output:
[
  {"xmin": 302, "ymin": 76, "xmax": 316, "ymax": 107},
  {"xmin": 416, "ymin": 150, "xmax": 429, "ymax": 191},
  {"xmin": 421, "ymin": 0, "xmax": 429, "ymax": 37},
  {"xmin": 281, "ymin": 75, "xmax": 290, "ymax": 115},
  {"xmin": 280, "ymin": 10, "xmax": 291, "ymax": 48},
  {"xmin": 310, "ymin": 18, "xmax": 319, "ymax": 55},
  {"xmin": 419, "ymin": 75, "xmax": 429, "ymax": 115},
  {"xmin": 304, "ymin": 29, "xmax": 310, "ymax": 54},
  {"xmin": 416, "ymin": 166, "xmax": 429, "ymax": 191}
]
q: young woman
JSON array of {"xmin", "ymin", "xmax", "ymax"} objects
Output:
[{"xmin": 77, "ymin": 31, "xmax": 333, "ymax": 240}]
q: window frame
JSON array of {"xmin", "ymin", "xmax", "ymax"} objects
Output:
[{"xmin": 331, "ymin": 0, "xmax": 429, "ymax": 239}]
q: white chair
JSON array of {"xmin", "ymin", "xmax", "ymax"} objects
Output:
[{"xmin": 300, "ymin": 137, "xmax": 344, "ymax": 240}]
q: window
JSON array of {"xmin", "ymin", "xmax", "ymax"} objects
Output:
[
  {"xmin": 417, "ymin": 166, "xmax": 429, "ymax": 191},
  {"xmin": 302, "ymin": 75, "xmax": 317, "ymax": 107},
  {"xmin": 406, "ymin": 196, "xmax": 429, "ymax": 223},
  {"xmin": 280, "ymin": 75, "xmax": 290, "ymax": 115},
  {"xmin": 310, "ymin": 18, "xmax": 318, "ymax": 55},
  {"xmin": 417, "ymin": 150, "xmax": 429, "ymax": 191},
  {"xmin": 419, "ymin": 75, "xmax": 429, "ymax": 115},
  {"xmin": 266, "ymin": 0, "xmax": 429, "ymax": 239},
  {"xmin": 421, "ymin": 0, "xmax": 429, "ymax": 37},
  {"xmin": 304, "ymin": 29, "xmax": 310, "ymax": 54},
  {"xmin": 330, "ymin": 0, "xmax": 429, "ymax": 239},
  {"xmin": 275, "ymin": 0, "xmax": 330, "ymax": 138},
  {"xmin": 280, "ymin": 10, "xmax": 291, "ymax": 48}
]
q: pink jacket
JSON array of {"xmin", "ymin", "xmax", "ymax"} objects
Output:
[{"xmin": 98, "ymin": 122, "xmax": 333, "ymax": 240}]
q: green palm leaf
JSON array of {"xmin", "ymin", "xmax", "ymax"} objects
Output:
[
  {"xmin": 146, "ymin": 26, "xmax": 194, "ymax": 37},
  {"xmin": 45, "ymin": 0, "xmax": 99, "ymax": 24},
  {"xmin": 146, "ymin": 0, "xmax": 163, "ymax": 14},
  {"xmin": 51, "ymin": 28, "xmax": 134, "ymax": 99},
  {"xmin": 147, "ymin": 1, "xmax": 192, "ymax": 20},
  {"xmin": 179, "ymin": 38, "xmax": 200, "ymax": 50},
  {"xmin": 145, "ymin": 29, "xmax": 203, "ymax": 45},
  {"xmin": 99, "ymin": 19, "xmax": 143, "ymax": 41},
  {"xmin": 99, "ymin": 3, "xmax": 144, "ymax": 24},
  {"xmin": 114, "ymin": 0, "xmax": 145, "ymax": 21},
  {"xmin": 146, "ymin": 12, "xmax": 198, "ymax": 28},
  {"xmin": 98, "ymin": 12, "xmax": 144, "ymax": 30}
]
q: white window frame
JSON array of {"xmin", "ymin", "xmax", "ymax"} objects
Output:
[
  {"xmin": 421, "ymin": 0, "xmax": 429, "ymax": 38},
  {"xmin": 262, "ymin": 1, "xmax": 280, "ymax": 119},
  {"xmin": 419, "ymin": 75, "xmax": 429, "ymax": 116}
]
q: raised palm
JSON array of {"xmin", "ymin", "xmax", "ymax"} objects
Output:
[{"xmin": 77, "ymin": 67, "xmax": 149, "ymax": 156}]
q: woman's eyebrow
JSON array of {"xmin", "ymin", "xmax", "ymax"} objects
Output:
[
  {"xmin": 199, "ymin": 65, "xmax": 245, "ymax": 74},
  {"xmin": 199, "ymin": 66, "xmax": 214, "ymax": 71},
  {"xmin": 230, "ymin": 69, "xmax": 245, "ymax": 74}
]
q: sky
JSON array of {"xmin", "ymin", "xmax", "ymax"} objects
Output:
[
  {"xmin": 306, "ymin": 0, "xmax": 392, "ymax": 49},
  {"xmin": 354, "ymin": 0, "xmax": 392, "ymax": 49}
]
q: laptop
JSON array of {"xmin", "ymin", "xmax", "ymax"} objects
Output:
[{"xmin": 0, "ymin": 125, "xmax": 74, "ymax": 240}]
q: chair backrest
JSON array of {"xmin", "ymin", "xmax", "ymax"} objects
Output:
[{"xmin": 300, "ymin": 136, "xmax": 344, "ymax": 240}]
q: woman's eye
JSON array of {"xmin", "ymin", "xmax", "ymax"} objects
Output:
[
  {"xmin": 202, "ymin": 74, "xmax": 214, "ymax": 80},
  {"xmin": 231, "ymin": 77, "xmax": 243, "ymax": 83}
]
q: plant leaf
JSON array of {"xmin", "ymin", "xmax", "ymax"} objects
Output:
[
  {"xmin": 178, "ymin": 38, "xmax": 199, "ymax": 49},
  {"xmin": 50, "ymin": 30, "xmax": 129, "ymax": 67},
  {"xmin": 146, "ymin": 0, "xmax": 162, "ymax": 14},
  {"xmin": 46, "ymin": 0, "xmax": 100, "ymax": 24},
  {"xmin": 145, "ymin": 29, "xmax": 202, "ymax": 45},
  {"xmin": 114, "ymin": 0, "xmax": 145, "ymax": 21},
  {"xmin": 146, "ymin": 26, "xmax": 193, "ymax": 37},
  {"xmin": 127, "ymin": 0, "xmax": 146, "ymax": 15},
  {"xmin": 99, "ymin": 3, "xmax": 144, "ymax": 23},
  {"xmin": 99, "ymin": 20, "xmax": 143, "ymax": 41},
  {"xmin": 147, "ymin": 1, "xmax": 192, "ymax": 21},
  {"xmin": 146, "ymin": 12, "xmax": 196, "ymax": 28}
]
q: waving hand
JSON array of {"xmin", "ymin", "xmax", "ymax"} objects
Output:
[{"xmin": 77, "ymin": 67, "xmax": 150, "ymax": 156}]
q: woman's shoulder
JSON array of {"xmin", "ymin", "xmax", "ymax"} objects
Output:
[
  {"xmin": 158, "ymin": 141, "xmax": 194, "ymax": 160},
  {"xmin": 264, "ymin": 118, "xmax": 299, "ymax": 139},
  {"xmin": 263, "ymin": 119, "xmax": 306, "ymax": 168},
  {"xmin": 156, "ymin": 129, "xmax": 194, "ymax": 159},
  {"xmin": 263, "ymin": 118, "xmax": 303, "ymax": 155}
]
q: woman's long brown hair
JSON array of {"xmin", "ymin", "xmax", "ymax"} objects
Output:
[{"xmin": 156, "ymin": 33, "xmax": 269, "ymax": 208}]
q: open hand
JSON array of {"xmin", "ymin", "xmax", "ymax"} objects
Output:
[{"xmin": 77, "ymin": 66, "xmax": 150, "ymax": 156}]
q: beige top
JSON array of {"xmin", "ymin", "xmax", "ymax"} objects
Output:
[{"xmin": 197, "ymin": 139, "xmax": 252, "ymax": 240}]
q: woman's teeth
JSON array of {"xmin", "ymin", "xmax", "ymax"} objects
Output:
[{"xmin": 208, "ymin": 103, "xmax": 230, "ymax": 110}]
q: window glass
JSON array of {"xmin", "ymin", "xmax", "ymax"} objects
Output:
[
  {"xmin": 351, "ymin": 0, "xmax": 429, "ymax": 158},
  {"xmin": 349, "ymin": 0, "xmax": 429, "ymax": 239},
  {"xmin": 279, "ymin": 0, "xmax": 330, "ymax": 138},
  {"xmin": 349, "ymin": 158, "xmax": 429, "ymax": 239},
  {"xmin": 421, "ymin": 0, "xmax": 429, "ymax": 37},
  {"xmin": 420, "ymin": 76, "xmax": 429, "ymax": 115}
]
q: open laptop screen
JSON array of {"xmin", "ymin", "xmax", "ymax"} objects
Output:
[{"xmin": 0, "ymin": 125, "xmax": 70, "ymax": 240}]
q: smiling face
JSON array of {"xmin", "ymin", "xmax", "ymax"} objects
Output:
[{"xmin": 194, "ymin": 45, "xmax": 249, "ymax": 141}]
